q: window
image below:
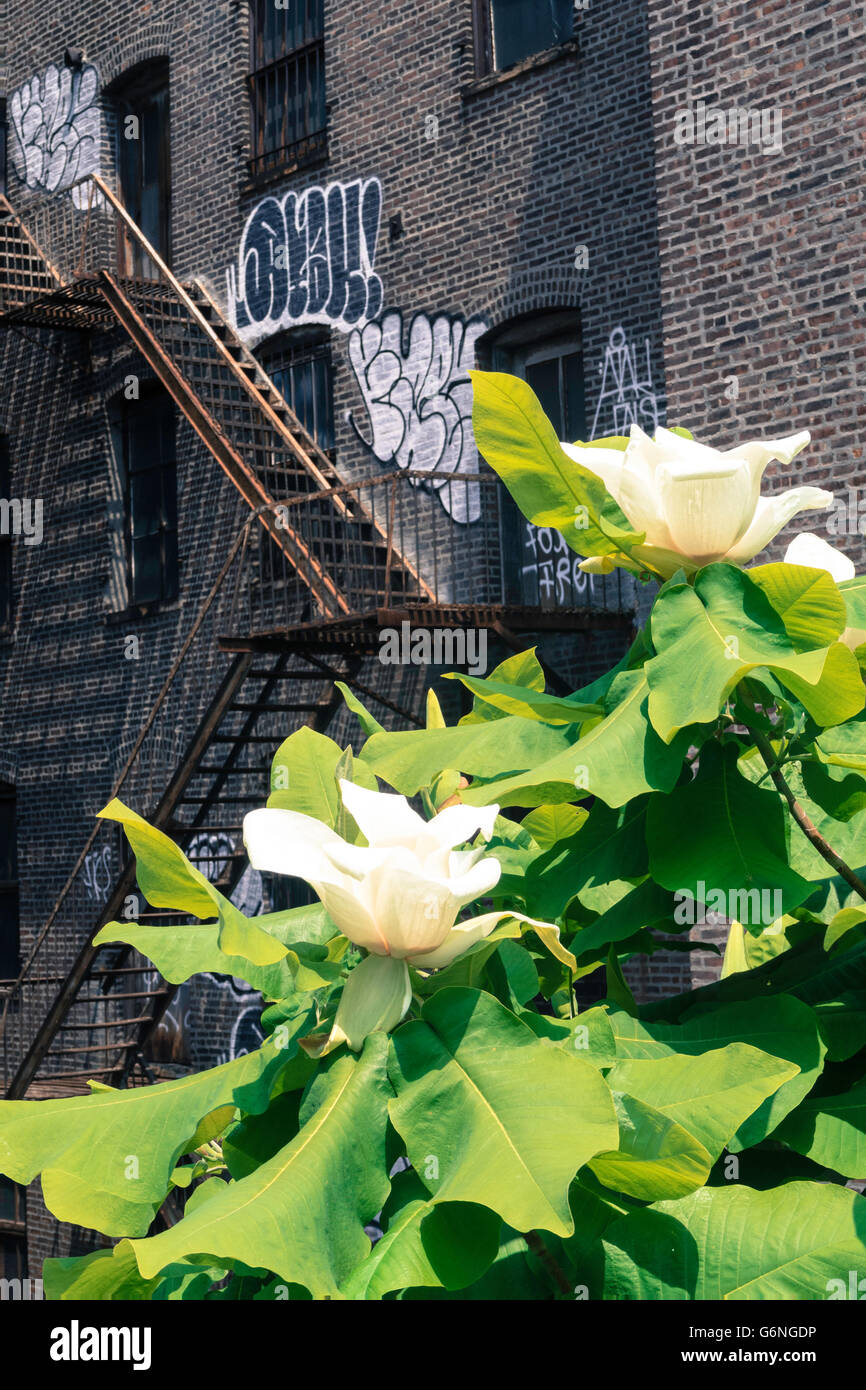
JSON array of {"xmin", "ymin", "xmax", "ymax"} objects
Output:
[
  {"xmin": 0, "ymin": 436, "xmax": 12, "ymax": 633},
  {"xmin": 248, "ymin": 0, "xmax": 327, "ymax": 182},
  {"xmin": 0, "ymin": 1178, "xmax": 26, "ymax": 1283},
  {"xmin": 0, "ymin": 782, "xmax": 19, "ymax": 982},
  {"xmin": 480, "ymin": 312, "xmax": 588, "ymax": 608},
  {"xmin": 123, "ymin": 389, "xmax": 179, "ymax": 607},
  {"xmin": 474, "ymin": 0, "xmax": 574, "ymax": 76},
  {"xmin": 260, "ymin": 330, "xmax": 335, "ymax": 453},
  {"xmin": 109, "ymin": 60, "xmax": 172, "ymax": 276}
]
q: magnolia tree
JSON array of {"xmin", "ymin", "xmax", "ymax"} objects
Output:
[{"xmin": 3, "ymin": 372, "xmax": 866, "ymax": 1301}]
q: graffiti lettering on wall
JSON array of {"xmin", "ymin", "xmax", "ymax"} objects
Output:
[
  {"xmin": 348, "ymin": 311, "xmax": 488, "ymax": 525},
  {"xmin": 520, "ymin": 523, "xmax": 598, "ymax": 608},
  {"xmin": 82, "ymin": 844, "xmax": 113, "ymax": 903},
  {"xmin": 226, "ymin": 178, "xmax": 384, "ymax": 345},
  {"xmin": 8, "ymin": 63, "xmax": 101, "ymax": 207},
  {"xmin": 592, "ymin": 327, "xmax": 659, "ymax": 438}
]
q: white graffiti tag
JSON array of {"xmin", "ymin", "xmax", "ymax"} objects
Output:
[
  {"xmin": 592, "ymin": 326, "xmax": 659, "ymax": 438},
  {"xmin": 348, "ymin": 311, "xmax": 488, "ymax": 524},
  {"xmin": 8, "ymin": 63, "xmax": 101, "ymax": 206}
]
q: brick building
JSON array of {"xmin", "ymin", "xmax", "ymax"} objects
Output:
[{"xmin": 0, "ymin": 0, "xmax": 857, "ymax": 1280}]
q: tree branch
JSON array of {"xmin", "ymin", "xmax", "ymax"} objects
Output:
[
  {"xmin": 523, "ymin": 1230, "xmax": 573, "ymax": 1298},
  {"xmin": 746, "ymin": 721, "xmax": 866, "ymax": 904}
]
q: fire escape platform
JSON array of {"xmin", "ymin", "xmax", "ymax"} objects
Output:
[
  {"xmin": 218, "ymin": 602, "xmax": 633, "ymax": 654},
  {"xmin": 0, "ymin": 276, "xmax": 124, "ymax": 330}
]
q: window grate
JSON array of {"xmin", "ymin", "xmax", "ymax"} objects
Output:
[
  {"xmin": 473, "ymin": 0, "xmax": 575, "ymax": 77},
  {"xmin": 248, "ymin": 0, "xmax": 327, "ymax": 180}
]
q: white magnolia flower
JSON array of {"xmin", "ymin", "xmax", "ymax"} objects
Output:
[
  {"xmin": 784, "ymin": 532, "xmax": 866, "ymax": 651},
  {"xmin": 561, "ymin": 423, "xmax": 831, "ymax": 579},
  {"xmin": 244, "ymin": 780, "xmax": 512, "ymax": 1050}
]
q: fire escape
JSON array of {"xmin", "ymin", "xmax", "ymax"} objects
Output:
[{"xmin": 0, "ymin": 175, "xmax": 632, "ymax": 1103}]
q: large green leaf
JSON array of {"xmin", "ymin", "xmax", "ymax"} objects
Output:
[
  {"xmin": 748, "ymin": 561, "xmax": 846, "ymax": 650},
  {"xmin": 446, "ymin": 673, "xmax": 601, "ymax": 726},
  {"xmin": 43, "ymin": 1243, "xmax": 223, "ymax": 1302},
  {"xmin": 339, "ymin": 1169, "xmax": 501, "ymax": 1299},
  {"xmin": 469, "ymin": 369, "xmax": 642, "ymax": 564},
  {"xmin": 93, "ymin": 902, "xmax": 335, "ymax": 1001},
  {"xmin": 388, "ymin": 988, "xmax": 618, "ymax": 1237},
  {"xmin": 359, "ymin": 717, "xmax": 575, "ymax": 801},
  {"xmin": 130, "ymin": 1035, "xmax": 392, "ymax": 1297},
  {"xmin": 98, "ymin": 800, "xmax": 287, "ymax": 967},
  {"xmin": 268, "ymin": 726, "xmax": 377, "ymax": 826},
  {"xmin": 590, "ymin": 1045, "xmax": 797, "ymax": 1203},
  {"xmin": 454, "ymin": 672, "xmax": 693, "ymax": 810},
  {"xmin": 602, "ymin": 1182, "xmax": 866, "ymax": 1299},
  {"xmin": 647, "ymin": 742, "xmax": 812, "ymax": 923},
  {"xmin": 0, "ymin": 1021, "xmax": 310, "ymax": 1235},
  {"xmin": 520, "ymin": 799, "xmax": 649, "ymax": 921},
  {"xmin": 458, "ymin": 648, "xmax": 547, "ymax": 725},
  {"xmin": 646, "ymin": 564, "xmax": 863, "ymax": 741},
  {"xmin": 608, "ymin": 996, "xmax": 825, "ymax": 1150},
  {"xmin": 775, "ymin": 1078, "xmax": 866, "ymax": 1179}
]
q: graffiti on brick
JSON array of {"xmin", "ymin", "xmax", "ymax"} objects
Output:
[
  {"xmin": 348, "ymin": 311, "xmax": 488, "ymax": 524},
  {"xmin": 226, "ymin": 178, "xmax": 384, "ymax": 345},
  {"xmin": 8, "ymin": 62, "xmax": 101, "ymax": 207},
  {"xmin": 520, "ymin": 522, "xmax": 598, "ymax": 608},
  {"xmin": 591, "ymin": 326, "xmax": 659, "ymax": 438},
  {"xmin": 186, "ymin": 830, "xmax": 236, "ymax": 884},
  {"xmin": 82, "ymin": 844, "xmax": 113, "ymax": 903}
]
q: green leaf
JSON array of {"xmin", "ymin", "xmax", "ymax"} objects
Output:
[
  {"xmin": 360, "ymin": 717, "xmax": 575, "ymax": 802},
  {"xmin": 339, "ymin": 1169, "xmax": 501, "ymax": 1299},
  {"xmin": 336, "ymin": 683, "xmax": 385, "ymax": 737},
  {"xmin": 455, "ymin": 671, "xmax": 693, "ymax": 810},
  {"xmin": 388, "ymin": 988, "xmax": 618, "ymax": 1237},
  {"xmin": 268, "ymin": 726, "xmax": 377, "ymax": 825},
  {"xmin": 776, "ymin": 1078, "xmax": 866, "ymax": 1178},
  {"xmin": 98, "ymin": 800, "xmax": 287, "ymax": 967},
  {"xmin": 93, "ymin": 902, "xmax": 334, "ymax": 1000},
  {"xmin": 0, "ymin": 1024, "xmax": 309, "ymax": 1235},
  {"xmin": 469, "ymin": 370, "xmax": 643, "ymax": 564},
  {"xmin": 748, "ymin": 561, "xmax": 846, "ymax": 650},
  {"xmin": 447, "ymin": 673, "xmax": 601, "ymax": 726},
  {"xmin": 570, "ymin": 881, "xmax": 677, "ymax": 966},
  {"xmin": 588, "ymin": 1093, "xmax": 713, "ymax": 1202},
  {"xmin": 522, "ymin": 804, "xmax": 588, "ymax": 850},
  {"xmin": 647, "ymin": 742, "xmax": 813, "ymax": 923},
  {"xmin": 816, "ymin": 709, "xmax": 866, "ymax": 773},
  {"xmin": 646, "ymin": 564, "xmax": 863, "ymax": 741},
  {"xmin": 130, "ymin": 1035, "xmax": 392, "ymax": 1297},
  {"xmin": 601, "ymin": 1044, "xmax": 797, "ymax": 1172},
  {"xmin": 801, "ymin": 759, "xmax": 866, "ymax": 822},
  {"xmin": 43, "ymin": 1243, "xmax": 219, "ymax": 1302},
  {"xmin": 602, "ymin": 1182, "xmax": 866, "ymax": 1299},
  {"xmin": 608, "ymin": 996, "xmax": 825, "ymax": 1151}
]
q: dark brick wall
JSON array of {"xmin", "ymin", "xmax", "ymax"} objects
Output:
[{"xmin": 645, "ymin": 0, "xmax": 866, "ymax": 564}]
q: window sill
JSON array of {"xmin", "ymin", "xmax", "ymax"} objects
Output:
[
  {"xmin": 240, "ymin": 137, "xmax": 330, "ymax": 197},
  {"xmin": 462, "ymin": 38, "xmax": 580, "ymax": 100},
  {"xmin": 105, "ymin": 598, "xmax": 181, "ymax": 624}
]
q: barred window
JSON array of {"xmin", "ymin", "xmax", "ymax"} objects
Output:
[
  {"xmin": 474, "ymin": 0, "xmax": 574, "ymax": 76},
  {"xmin": 260, "ymin": 329, "xmax": 335, "ymax": 454},
  {"xmin": 248, "ymin": 0, "xmax": 327, "ymax": 182},
  {"xmin": 124, "ymin": 390, "xmax": 179, "ymax": 607}
]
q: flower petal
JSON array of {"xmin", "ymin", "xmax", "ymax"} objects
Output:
[
  {"xmin": 421, "ymin": 802, "xmax": 499, "ymax": 852},
  {"xmin": 725, "ymin": 486, "xmax": 834, "ymax": 563},
  {"xmin": 784, "ymin": 531, "xmax": 856, "ymax": 583},
  {"xmin": 657, "ymin": 456, "xmax": 754, "ymax": 563},
  {"xmin": 408, "ymin": 910, "xmax": 508, "ymax": 968},
  {"xmin": 243, "ymin": 807, "xmax": 346, "ymax": 884},
  {"xmin": 338, "ymin": 778, "xmax": 426, "ymax": 847},
  {"xmin": 368, "ymin": 866, "xmax": 458, "ymax": 958}
]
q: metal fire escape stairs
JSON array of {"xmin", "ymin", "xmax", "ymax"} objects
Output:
[{"xmin": 0, "ymin": 176, "xmax": 432, "ymax": 1099}]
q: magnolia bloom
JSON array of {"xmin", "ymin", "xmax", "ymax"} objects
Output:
[
  {"xmin": 244, "ymin": 780, "xmax": 511, "ymax": 1050},
  {"xmin": 561, "ymin": 423, "xmax": 831, "ymax": 580},
  {"xmin": 784, "ymin": 532, "xmax": 866, "ymax": 651}
]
